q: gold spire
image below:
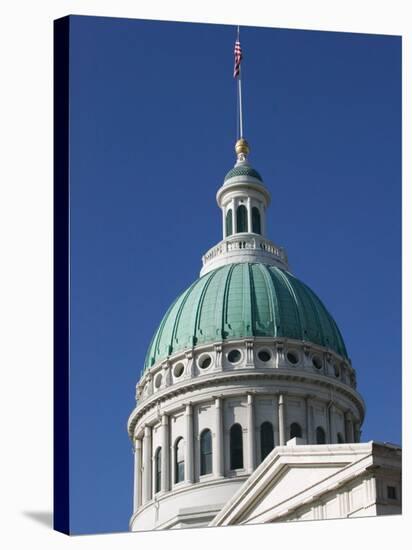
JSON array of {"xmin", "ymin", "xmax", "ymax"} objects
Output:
[{"xmin": 235, "ymin": 137, "xmax": 250, "ymax": 161}]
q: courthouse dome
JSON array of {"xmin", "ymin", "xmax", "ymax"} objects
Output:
[{"xmin": 144, "ymin": 263, "xmax": 348, "ymax": 370}]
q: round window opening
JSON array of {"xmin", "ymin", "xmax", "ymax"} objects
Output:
[
  {"xmin": 258, "ymin": 350, "xmax": 271, "ymax": 362},
  {"xmin": 154, "ymin": 373, "xmax": 162, "ymax": 389},
  {"xmin": 286, "ymin": 351, "xmax": 299, "ymax": 365},
  {"xmin": 174, "ymin": 363, "xmax": 184, "ymax": 378},
  {"xmin": 228, "ymin": 349, "xmax": 241, "ymax": 363},
  {"xmin": 312, "ymin": 356, "xmax": 322, "ymax": 370},
  {"xmin": 199, "ymin": 355, "xmax": 212, "ymax": 369}
]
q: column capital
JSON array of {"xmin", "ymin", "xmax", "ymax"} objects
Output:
[{"xmin": 247, "ymin": 392, "xmax": 255, "ymax": 404}]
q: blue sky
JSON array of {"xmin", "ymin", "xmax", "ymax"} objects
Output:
[{"xmin": 67, "ymin": 15, "xmax": 401, "ymax": 534}]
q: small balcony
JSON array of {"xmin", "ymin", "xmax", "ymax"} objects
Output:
[{"xmin": 200, "ymin": 234, "xmax": 289, "ymax": 276}]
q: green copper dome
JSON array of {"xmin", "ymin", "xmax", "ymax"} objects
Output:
[
  {"xmin": 224, "ymin": 165, "xmax": 263, "ymax": 182},
  {"xmin": 144, "ymin": 263, "xmax": 347, "ymax": 370}
]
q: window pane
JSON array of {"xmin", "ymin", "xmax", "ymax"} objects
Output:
[
  {"xmin": 260, "ymin": 422, "xmax": 274, "ymax": 461},
  {"xmin": 230, "ymin": 424, "xmax": 244, "ymax": 469},
  {"xmin": 177, "ymin": 461, "xmax": 184, "ymax": 483},
  {"xmin": 252, "ymin": 207, "xmax": 261, "ymax": 234},
  {"xmin": 226, "ymin": 209, "xmax": 233, "ymax": 237},
  {"xmin": 290, "ymin": 423, "xmax": 302, "ymax": 439},
  {"xmin": 200, "ymin": 430, "xmax": 213, "ymax": 475},
  {"xmin": 175, "ymin": 438, "xmax": 185, "ymax": 483},
  {"xmin": 236, "ymin": 205, "xmax": 247, "ymax": 233},
  {"xmin": 316, "ymin": 427, "xmax": 326, "ymax": 444},
  {"xmin": 155, "ymin": 448, "xmax": 162, "ymax": 493}
]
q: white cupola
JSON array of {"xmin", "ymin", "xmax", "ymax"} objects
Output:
[{"xmin": 200, "ymin": 138, "xmax": 288, "ymax": 276}]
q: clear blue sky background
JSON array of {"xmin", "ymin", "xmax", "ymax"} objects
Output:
[{"xmin": 67, "ymin": 15, "xmax": 401, "ymax": 535}]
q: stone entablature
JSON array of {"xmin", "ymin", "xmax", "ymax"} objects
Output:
[{"xmin": 134, "ymin": 337, "xmax": 357, "ymax": 408}]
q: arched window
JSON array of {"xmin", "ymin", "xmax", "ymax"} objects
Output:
[
  {"xmin": 236, "ymin": 204, "xmax": 247, "ymax": 233},
  {"xmin": 230, "ymin": 423, "xmax": 244, "ymax": 470},
  {"xmin": 174, "ymin": 437, "xmax": 184, "ymax": 483},
  {"xmin": 337, "ymin": 432, "xmax": 344, "ymax": 444},
  {"xmin": 226, "ymin": 209, "xmax": 233, "ymax": 237},
  {"xmin": 154, "ymin": 447, "xmax": 162, "ymax": 493},
  {"xmin": 260, "ymin": 421, "xmax": 274, "ymax": 461},
  {"xmin": 200, "ymin": 429, "xmax": 213, "ymax": 475},
  {"xmin": 290, "ymin": 422, "xmax": 302, "ymax": 439},
  {"xmin": 316, "ymin": 426, "xmax": 326, "ymax": 444},
  {"xmin": 252, "ymin": 207, "xmax": 261, "ymax": 235}
]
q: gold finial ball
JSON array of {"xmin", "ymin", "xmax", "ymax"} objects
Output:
[{"xmin": 235, "ymin": 138, "xmax": 250, "ymax": 157}]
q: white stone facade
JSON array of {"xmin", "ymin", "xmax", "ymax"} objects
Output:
[{"xmin": 127, "ymin": 337, "xmax": 365, "ymax": 531}]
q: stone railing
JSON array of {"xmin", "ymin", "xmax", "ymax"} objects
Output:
[{"xmin": 201, "ymin": 234, "xmax": 288, "ymax": 272}]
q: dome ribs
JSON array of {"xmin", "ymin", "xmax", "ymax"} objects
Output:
[
  {"xmin": 147, "ymin": 294, "xmax": 181, "ymax": 369},
  {"xmin": 142, "ymin": 262, "xmax": 349, "ymax": 371},
  {"xmin": 286, "ymin": 273, "xmax": 323, "ymax": 346},
  {"xmin": 251, "ymin": 263, "xmax": 276, "ymax": 336},
  {"xmin": 221, "ymin": 264, "xmax": 236, "ymax": 338},
  {"xmin": 193, "ymin": 266, "xmax": 222, "ymax": 345},
  {"xmin": 170, "ymin": 277, "xmax": 209, "ymax": 349},
  {"xmin": 242, "ymin": 264, "xmax": 253, "ymax": 337},
  {"xmin": 267, "ymin": 267, "xmax": 302, "ymax": 341},
  {"xmin": 195, "ymin": 266, "xmax": 228, "ymax": 344}
]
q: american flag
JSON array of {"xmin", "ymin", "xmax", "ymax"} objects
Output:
[{"xmin": 233, "ymin": 39, "xmax": 242, "ymax": 78}]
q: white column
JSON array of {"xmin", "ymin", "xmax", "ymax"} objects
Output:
[
  {"xmin": 185, "ymin": 403, "xmax": 194, "ymax": 483},
  {"xmin": 222, "ymin": 205, "xmax": 226, "ymax": 239},
  {"xmin": 247, "ymin": 393, "xmax": 256, "ymax": 473},
  {"xmin": 261, "ymin": 205, "xmax": 266, "ymax": 237},
  {"xmin": 329, "ymin": 402, "xmax": 337, "ymax": 443},
  {"xmin": 344, "ymin": 411, "xmax": 354, "ymax": 443},
  {"xmin": 327, "ymin": 402, "xmax": 334, "ymax": 443},
  {"xmin": 161, "ymin": 414, "xmax": 170, "ymax": 493},
  {"xmin": 133, "ymin": 437, "xmax": 142, "ymax": 512},
  {"xmin": 305, "ymin": 396, "xmax": 311, "ymax": 444},
  {"xmin": 142, "ymin": 425, "xmax": 152, "ymax": 503},
  {"xmin": 354, "ymin": 421, "xmax": 361, "ymax": 443},
  {"xmin": 278, "ymin": 394, "xmax": 286, "ymax": 445},
  {"xmin": 247, "ymin": 197, "xmax": 252, "ymax": 233},
  {"xmin": 214, "ymin": 397, "xmax": 224, "ymax": 477},
  {"xmin": 232, "ymin": 198, "xmax": 237, "ymax": 233}
]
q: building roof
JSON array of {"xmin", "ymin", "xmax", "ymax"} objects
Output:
[
  {"xmin": 224, "ymin": 164, "xmax": 263, "ymax": 183},
  {"xmin": 144, "ymin": 262, "xmax": 348, "ymax": 371},
  {"xmin": 210, "ymin": 441, "xmax": 402, "ymax": 526}
]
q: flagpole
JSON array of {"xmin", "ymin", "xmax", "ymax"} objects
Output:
[
  {"xmin": 238, "ymin": 69, "xmax": 243, "ymax": 138},
  {"xmin": 237, "ymin": 26, "xmax": 244, "ymax": 139}
]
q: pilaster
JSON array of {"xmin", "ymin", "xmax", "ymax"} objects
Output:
[
  {"xmin": 247, "ymin": 393, "xmax": 256, "ymax": 473},
  {"xmin": 184, "ymin": 403, "xmax": 194, "ymax": 483}
]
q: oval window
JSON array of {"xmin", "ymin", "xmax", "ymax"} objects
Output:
[
  {"xmin": 199, "ymin": 354, "xmax": 212, "ymax": 369},
  {"xmin": 228, "ymin": 349, "xmax": 241, "ymax": 363},
  {"xmin": 258, "ymin": 350, "xmax": 271, "ymax": 362},
  {"xmin": 174, "ymin": 363, "xmax": 184, "ymax": 378},
  {"xmin": 154, "ymin": 373, "xmax": 162, "ymax": 389},
  {"xmin": 286, "ymin": 351, "xmax": 299, "ymax": 365},
  {"xmin": 312, "ymin": 356, "xmax": 322, "ymax": 369}
]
